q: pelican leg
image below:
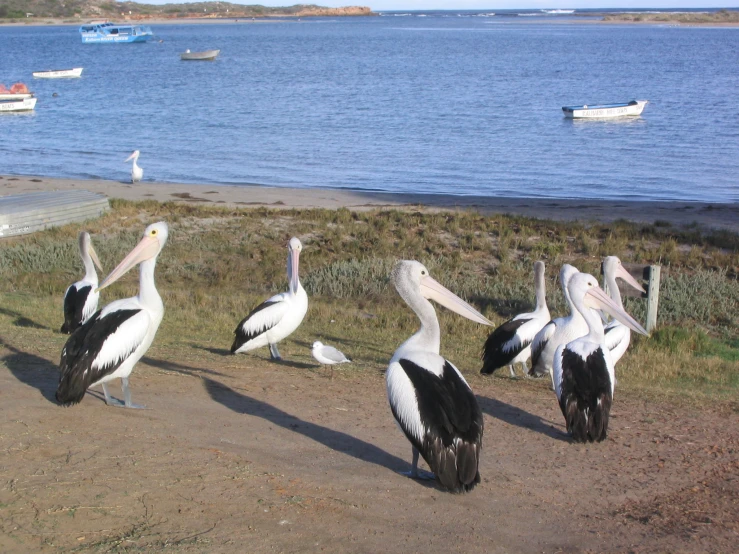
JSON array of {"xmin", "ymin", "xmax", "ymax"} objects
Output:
[
  {"xmin": 102, "ymin": 383, "xmax": 125, "ymax": 407},
  {"xmin": 120, "ymin": 378, "xmax": 147, "ymax": 409},
  {"xmin": 522, "ymin": 361, "xmax": 530, "ymax": 379},
  {"xmin": 509, "ymin": 364, "xmax": 516, "ymax": 378},
  {"xmin": 549, "ymin": 368, "xmax": 556, "ymax": 392},
  {"xmin": 399, "ymin": 447, "xmax": 435, "ymax": 481},
  {"xmin": 269, "ymin": 343, "xmax": 282, "ymax": 361}
]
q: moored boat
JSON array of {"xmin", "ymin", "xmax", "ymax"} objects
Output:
[
  {"xmin": 0, "ymin": 97, "xmax": 37, "ymax": 113},
  {"xmin": 180, "ymin": 49, "xmax": 221, "ymax": 61},
  {"xmin": 562, "ymin": 100, "xmax": 648, "ymax": 119},
  {"xmin": 33, "ymin": 67, "xmax": 84, "ymax": 79},
  {"xmin": 79, "ymin": 22, "xmax": 153, "ymax": 43}
]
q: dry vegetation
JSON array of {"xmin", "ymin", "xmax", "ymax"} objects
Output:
[{"xmin": 602, "ymin": 9, "xmax": 739, "ymax": 25}]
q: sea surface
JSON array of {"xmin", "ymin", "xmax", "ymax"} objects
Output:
[{"xmin": 1, "ymin": 10, "xmax": 738, "ymax": 203}]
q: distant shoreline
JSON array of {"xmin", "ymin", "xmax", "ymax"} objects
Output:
[{"xmin": 2, "ymin": 175, "xmax": 737, "ymax": 232}]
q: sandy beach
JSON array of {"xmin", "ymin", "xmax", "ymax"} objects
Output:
[{"xmin": 1, "ymin": 174, "xmax": 737, "ymax": 231}]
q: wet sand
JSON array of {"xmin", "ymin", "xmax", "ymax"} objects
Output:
[{"xmin": 1, "ymin": 175, "xmax": 737, "ymax": 232}]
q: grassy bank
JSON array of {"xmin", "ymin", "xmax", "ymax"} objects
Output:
[{"xmin": 1, "ymin": 200, "xmax": 737, "ymax": 406}]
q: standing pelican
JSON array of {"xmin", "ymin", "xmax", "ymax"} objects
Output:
[
  {"xmin": 481, "ymin": 260, "xmax": 549, "ymax": 377},
  {"xmin": 56, "ymin": 222, "xmax": 169, "ymax": 408},
  {"xmin": 231, "ymin": 237, "xmax": 307, "ymax": 360},
  {"xmin": 125, "ymin": 150, "xmax": 143, "ymax": 183},
  {"xmin": 602, "ymin": 256, "xmax": 646, "ymax": 365},
  {"xmin": 529, "ymin": 264, "xmax": 586, "ymax": 387},
  {"xmin": 553, "ymin": 272, "xmax": 648, "ymax": 442},
  {"xmin": 387, "ymin": 261, "xmax": 492, "ymax": 493},
  {"xmin": 61, "ymin": 231, "xmax": 103, "ymax": 334}
]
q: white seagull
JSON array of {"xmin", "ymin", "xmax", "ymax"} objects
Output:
[
  {"xmin": 231, "ymin": 237, "xmax": 308, "ymax": 360},
  {"xmin": 61, "ymin": 231, "xmax": 103, "ymax": 334},
  {"xmin": 56, "ymin": 222, "xmax": 169, "ymax": 408},
  {"xmin": 529, "ymin": 264, "xmax": 586, "ymax": 388},
  {"xmin": 552, "ymin": 272, "xmax": 648, "ymax": 442},
  {"xmin": 125, "ymin": 150, "xmax": 143, "ymax": 183},
  {"xmin": 386, "ymin": 260, "xmax": 492, "ymax": 492},
  {"xmin": 312, "ymin": 341, "xmax": 351, "ymax": 365},
  {"xmin": 602, "ymin": 256, "xmax": 646, "ymax": 365},
  {"xmin": 480, "ymin": 260, "xmax": 549, "ymax": 377}
]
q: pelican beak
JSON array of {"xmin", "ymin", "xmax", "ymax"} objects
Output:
[
  {"xmin": 125, "ymin": 152, "xmax": 136, "ymax": 163},
  {"xmin": 616, "ymin": 264, "xmax": 646, "ymax": 294},
  {"xmin": 289, "ymin": 248, "xmax": 300, "ymax": 294},
  {"xmin": 96, "ymin": 235, "xmax": 159, "ymax": 292},
  {"xmin": 584, "ymin": 285, "xmax": 649, "ymax": 336},
  {"xmin": 88, "ymin": 244, "xmax": 104, "ymax": 273},
  {"xmin": 420, "ymin": 276, "xmax": 493, "ymax": 326}
]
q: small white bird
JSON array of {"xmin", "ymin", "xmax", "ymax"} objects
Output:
[
  {"xmin": 312, "ymin": 341, "xmax": 351, "ymax": 365},
  {"xmin": 125, "ymin": 150, "xmax": 143, "ymax": 183}
]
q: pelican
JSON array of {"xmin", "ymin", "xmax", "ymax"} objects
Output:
[
  {"xmin": 125, "ymin": 150, "xmax": 143, "ymax": 183},
  {"xmin": 312, "ymin": 341, "xmax": 351, "ymax": 365},
  {"xmin": 529, "ymin": 264, "xmax": 586, "ymax": 388},
  {"xmin": 231, "ymin": 237, "xmax": 307, "ymax": 360},
  {"xmin": 387, "ymin": 261, "xmax": 492, "ymax": 493},
  {"xmin": 481, "ymin": 260, "xmax": 549, "ymax": 377},
  {"xmin": 60, "ymin": 231, "xmax": 103, "ymax": 334},
  {"xmin": 56, "ymin": 222, "xmax": 168, "ymax": 408},
  {"xmin": 552, "ymin": 272, "xmax": 648, "ymax": 442},
  {"xmin": 602, "ymin": 256, "xmax": 646, "ymax": 365}
]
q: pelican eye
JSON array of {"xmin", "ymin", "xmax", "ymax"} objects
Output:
[
  {"xmin": 151, "ymin": 229, "xmax": 158, "ymax": 236},
  {"xmin": 421, "ymin": 270, "xmax": 426, "ymax": 275}
]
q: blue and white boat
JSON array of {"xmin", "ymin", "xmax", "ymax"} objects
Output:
[
  {"xmin": 562, "ymin": 100, "xmax": 648, "ymax": 119},
  {"xmin": 79, "ymin": 22, "xmax": 153, "ymax": 44}
]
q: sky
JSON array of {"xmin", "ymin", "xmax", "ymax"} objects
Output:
[{"xmin": 140, "ymin": 1, "xmax": 739, "ymax": 9}]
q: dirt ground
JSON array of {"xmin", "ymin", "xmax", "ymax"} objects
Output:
[{"xmin": 1, "ymin": 339, "xmax": 737, "ymax": 553}]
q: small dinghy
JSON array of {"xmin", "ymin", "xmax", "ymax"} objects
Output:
[
  {"xmin": 32, "ymin": 68, "xmax": 84, "ymax": 79},
  {"xmin": 562, "ymin": 100, "xmax": 648, "ymax": 119},
  {"xmin": 180, "ymin": 49, "xmax": 220, "ymax": 61}
]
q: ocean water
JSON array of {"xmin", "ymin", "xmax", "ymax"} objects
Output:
[{"xmin": 1, "ymin": 11, "xmax": 738, "ymax": 202}]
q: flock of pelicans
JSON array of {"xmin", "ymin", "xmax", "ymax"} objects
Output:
[{"xmin": 54, "ymin": 221, "xmax": 648, "ymax": 493}]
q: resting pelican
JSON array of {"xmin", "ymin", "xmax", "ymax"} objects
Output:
[
  {"xmin": 602, "ymin": 256, "xmax": 646, "ymax": 365},
  {"xmin": 56, "ymin": 222, "xmax": 168, "ymax": 408},
  {"xmin": 387, "ymin": 261, "xmax": 492, "ymax": 493},
  {"xmin": 125, "ymin": 150, "xmax": 143, "ymax": 183},
  {"xmin": 231, "ymin": 237, "xmax": 307, "ymax": 360},
  {"xmin": 529, "ymin": 264, "xmax": 585, "ymax": 387},
  {"xmin": 312, "ymin": 341, "xmax": 351, "ymax": 365},
  {"xmin": 553, "ymin": 272, "xmax": 648, "ymax": 442},
  {"xmin": 60, "ymin": 231, "xmax": 103, "ymax": 334},
  {"xmin": 481, "ymin": 260, "xmax": 549, "ymax": 377}
]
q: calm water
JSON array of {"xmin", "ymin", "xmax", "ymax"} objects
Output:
[{"xmin": 1, "ymin": 12, "xmax": 738, "ymax": 202}]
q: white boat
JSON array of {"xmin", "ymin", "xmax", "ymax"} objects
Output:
[
  {"xmin": 32, "ymin": 67, "xmax": 83, "ymax": 79},
  {"xmin": 0, "ymin": 92, "xmax": 33, "ymax": 100},
  {"xmin": 0, "ymin": 97, "xmax": 37, "ymax": 113},
  {"xmin": 562, "ymin": 100, "xmax": 648, "ymax": 119},
  {"xmin": 180, "ymin": 49, "xmax": 220, "ymax": 61}
]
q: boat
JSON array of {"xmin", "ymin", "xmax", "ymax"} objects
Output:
[
  {"xmin": 33, "ymin": 67, "xmax": 83, "ymax": 79},
  {"xmin": 180, "ymin": 49, "xmax": 220, "ymax": 61},
  {"xmin": 0, "ymin": 191, "xmax": 109, "ymax": 237},
  {"xmin": 0, "ymin": 97, "xmax": 37, "ymax": 113},
  {"xmin": 79, "ymin": 21, "xmax": 153, "ymax": 44},
  {"xmin": 0, "ymin": 82, "xmax": 33, "ymax": 100},
  {"xmin": 562, "ymin": 100, "xmax": 648, "ymax": 119}
]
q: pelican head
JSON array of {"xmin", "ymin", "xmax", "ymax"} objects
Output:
[
  {"xmin": 125, "ymin": 150, "xmax": 140, "ymax": 163},
  {"xmin": 569, "ymin": 272, "xmax": 648, "ymax": 336},
  {"xmin": 79, "ymin": 231, "xmax": 103, "ymax": 272},
  {"xmin": 558, "ymin": 264, "xmax": 580, "ymax": 304},
  {"xmin": 602, "ymin": 256, "xmax": 646, "ymax": 294},
  {"xmin": 97, "ymin": 222, "xmax": 169, "ymax": 292},
  {"xmin": 392, "ymin": 260, "xmax": 492, "ymax": 326},
  {"xmin": 287, "ymin": 237, "xmax": 302, "ymax": 295}
]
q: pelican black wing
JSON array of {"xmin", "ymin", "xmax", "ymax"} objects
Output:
[
  {"xmin": 60, "ymin": 285, "xmax": 92, "ymax": 334},
  {"xmin": 480, "ymin": 318, "xmax": 530, "ymax": 374},
  {"xmin": 230, "ymin": 299, "xmax": 280, "ymax": 353}
]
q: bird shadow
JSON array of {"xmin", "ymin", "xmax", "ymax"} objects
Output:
[
  {"xmin": 477, "ymin": 395, "xmax": 569, "ymax": 442},
  {"xmin": 0, "ymin": 307, "xmax": 50, "ymax": 330},
  {"xmin": 202, "ymin": 376, "xmax": 428, "ymax": 480},
  {"xmin": 142, "ymin": 356, "xmax": 228, "ymax": 377},
  {"xmin": 271, "ymin": 358, "xmax": 316, "ymax": 370},
  {"xmin": 0, "ymin": 339, "xmax": 59, "ymax": 403},
  {"xmin": 189, "ymin": 344, "xmax": 232, "ymax": 357}
]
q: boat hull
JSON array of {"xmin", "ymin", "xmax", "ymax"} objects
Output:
[
  {"xmin": 562, "ymin": 100, "xmax": 648, "ymax": 119},
  {"xmin": 33, "ymin": 68, "xmax": 83, "ymax": 78},
  {"xmin": 0, "ymin": 97, "xmax": 37, "ymax": 112},
  {"xmin": 180, "ymin": 49, "xmax": 221, "ymax": 61},
  {"xmin": 79, "ymin": 22, "xmax": 153, "ymax": 44}
]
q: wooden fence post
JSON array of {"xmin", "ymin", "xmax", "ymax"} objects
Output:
[{"xmin": 645, "ymin": 265, "xmax": 661, "ymax": 334}]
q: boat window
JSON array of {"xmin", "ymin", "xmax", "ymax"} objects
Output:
[{"xmin": 110, "ymin": 29, "xmax": 118, "ymax": 34}]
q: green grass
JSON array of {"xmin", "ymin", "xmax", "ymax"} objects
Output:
[{"xmin": 0, "ymin": 200, "xmax": 737, "ymax": 405}]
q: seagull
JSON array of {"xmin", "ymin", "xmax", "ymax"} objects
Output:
[
  {"xmin": 386, "ymin": 260, "xmax": 492, "ymax": 492},
  {"xmin": 56, "ymin": 222, "xmax": 169, "ymax": 408},
  {"xmin": 125, "ymin": 150, "xmax": 143, "ymax": 183},
  {"xmin": 601, "ymin": 256, "xmax": 646, "ymax": 365},
  {"xmin": 553, "ymin": 271, "xmax": 648, "ymax": 442},
  {"xmin": 61, "ymin": 231, "xmax": 103, "ymax": 334},
  {"xmin": 231, "ymin": 237, "xmax": 308, "ymax": 360},
  {"xmin": 312, "ymin": 341, "xmax": 351, "ymax": 365},
  {"xmin": 480, "ymin": 260, "xmax": 549, "ymax": 377}
]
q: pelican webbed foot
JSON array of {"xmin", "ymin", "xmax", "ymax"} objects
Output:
[
  {"xmin": 269, "ymin": 343, "xmax": 282, "ymax": 361},
  {"xmin": 400, "ymin": 447, "xmax": 436, "ymax": 481}
]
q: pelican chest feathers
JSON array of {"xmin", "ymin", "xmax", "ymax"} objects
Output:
[
  {"xmin": 387, "ymin": 260, "xmax": 492, "ymax": 493},
  {"xmin": 61, "ymin": 231, "xmax": 104, "ymax": 334}
]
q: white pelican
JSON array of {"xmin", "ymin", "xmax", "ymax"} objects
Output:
[
  {"xmin": 60, "ymin": 231, "xmax": 103, "ymax": 334},
  {"xmin": 602, "ymin": 256, "xmax": 646, "ymax": 365},
  {"xmin": 481, "ymin": 260, "xmax": 549, "ymax": 377},
  {"xmin": 56, "ymin": 222, "xmax": 168, "ymax": 408},
  {"xmin": 125, "ymin": 150, "xmax": 143, "ymax": 183},
  {"xmin": 387, "ymin": 260, "xmax": 492, "ymax": 492},
  {"xmin": 529, "ymin": 264, "xmax": 586, "ymax": 387},
  {"xmin": 312, "ymin": 341, "xmax": 351, "ymax": 365},
  {"xmin": 231, "ymin": 237, "xmax": 308, "ymax": 360},
  {"xmin": 552, "ymin": 272, "xmax": 648, "ymax": 442}
]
